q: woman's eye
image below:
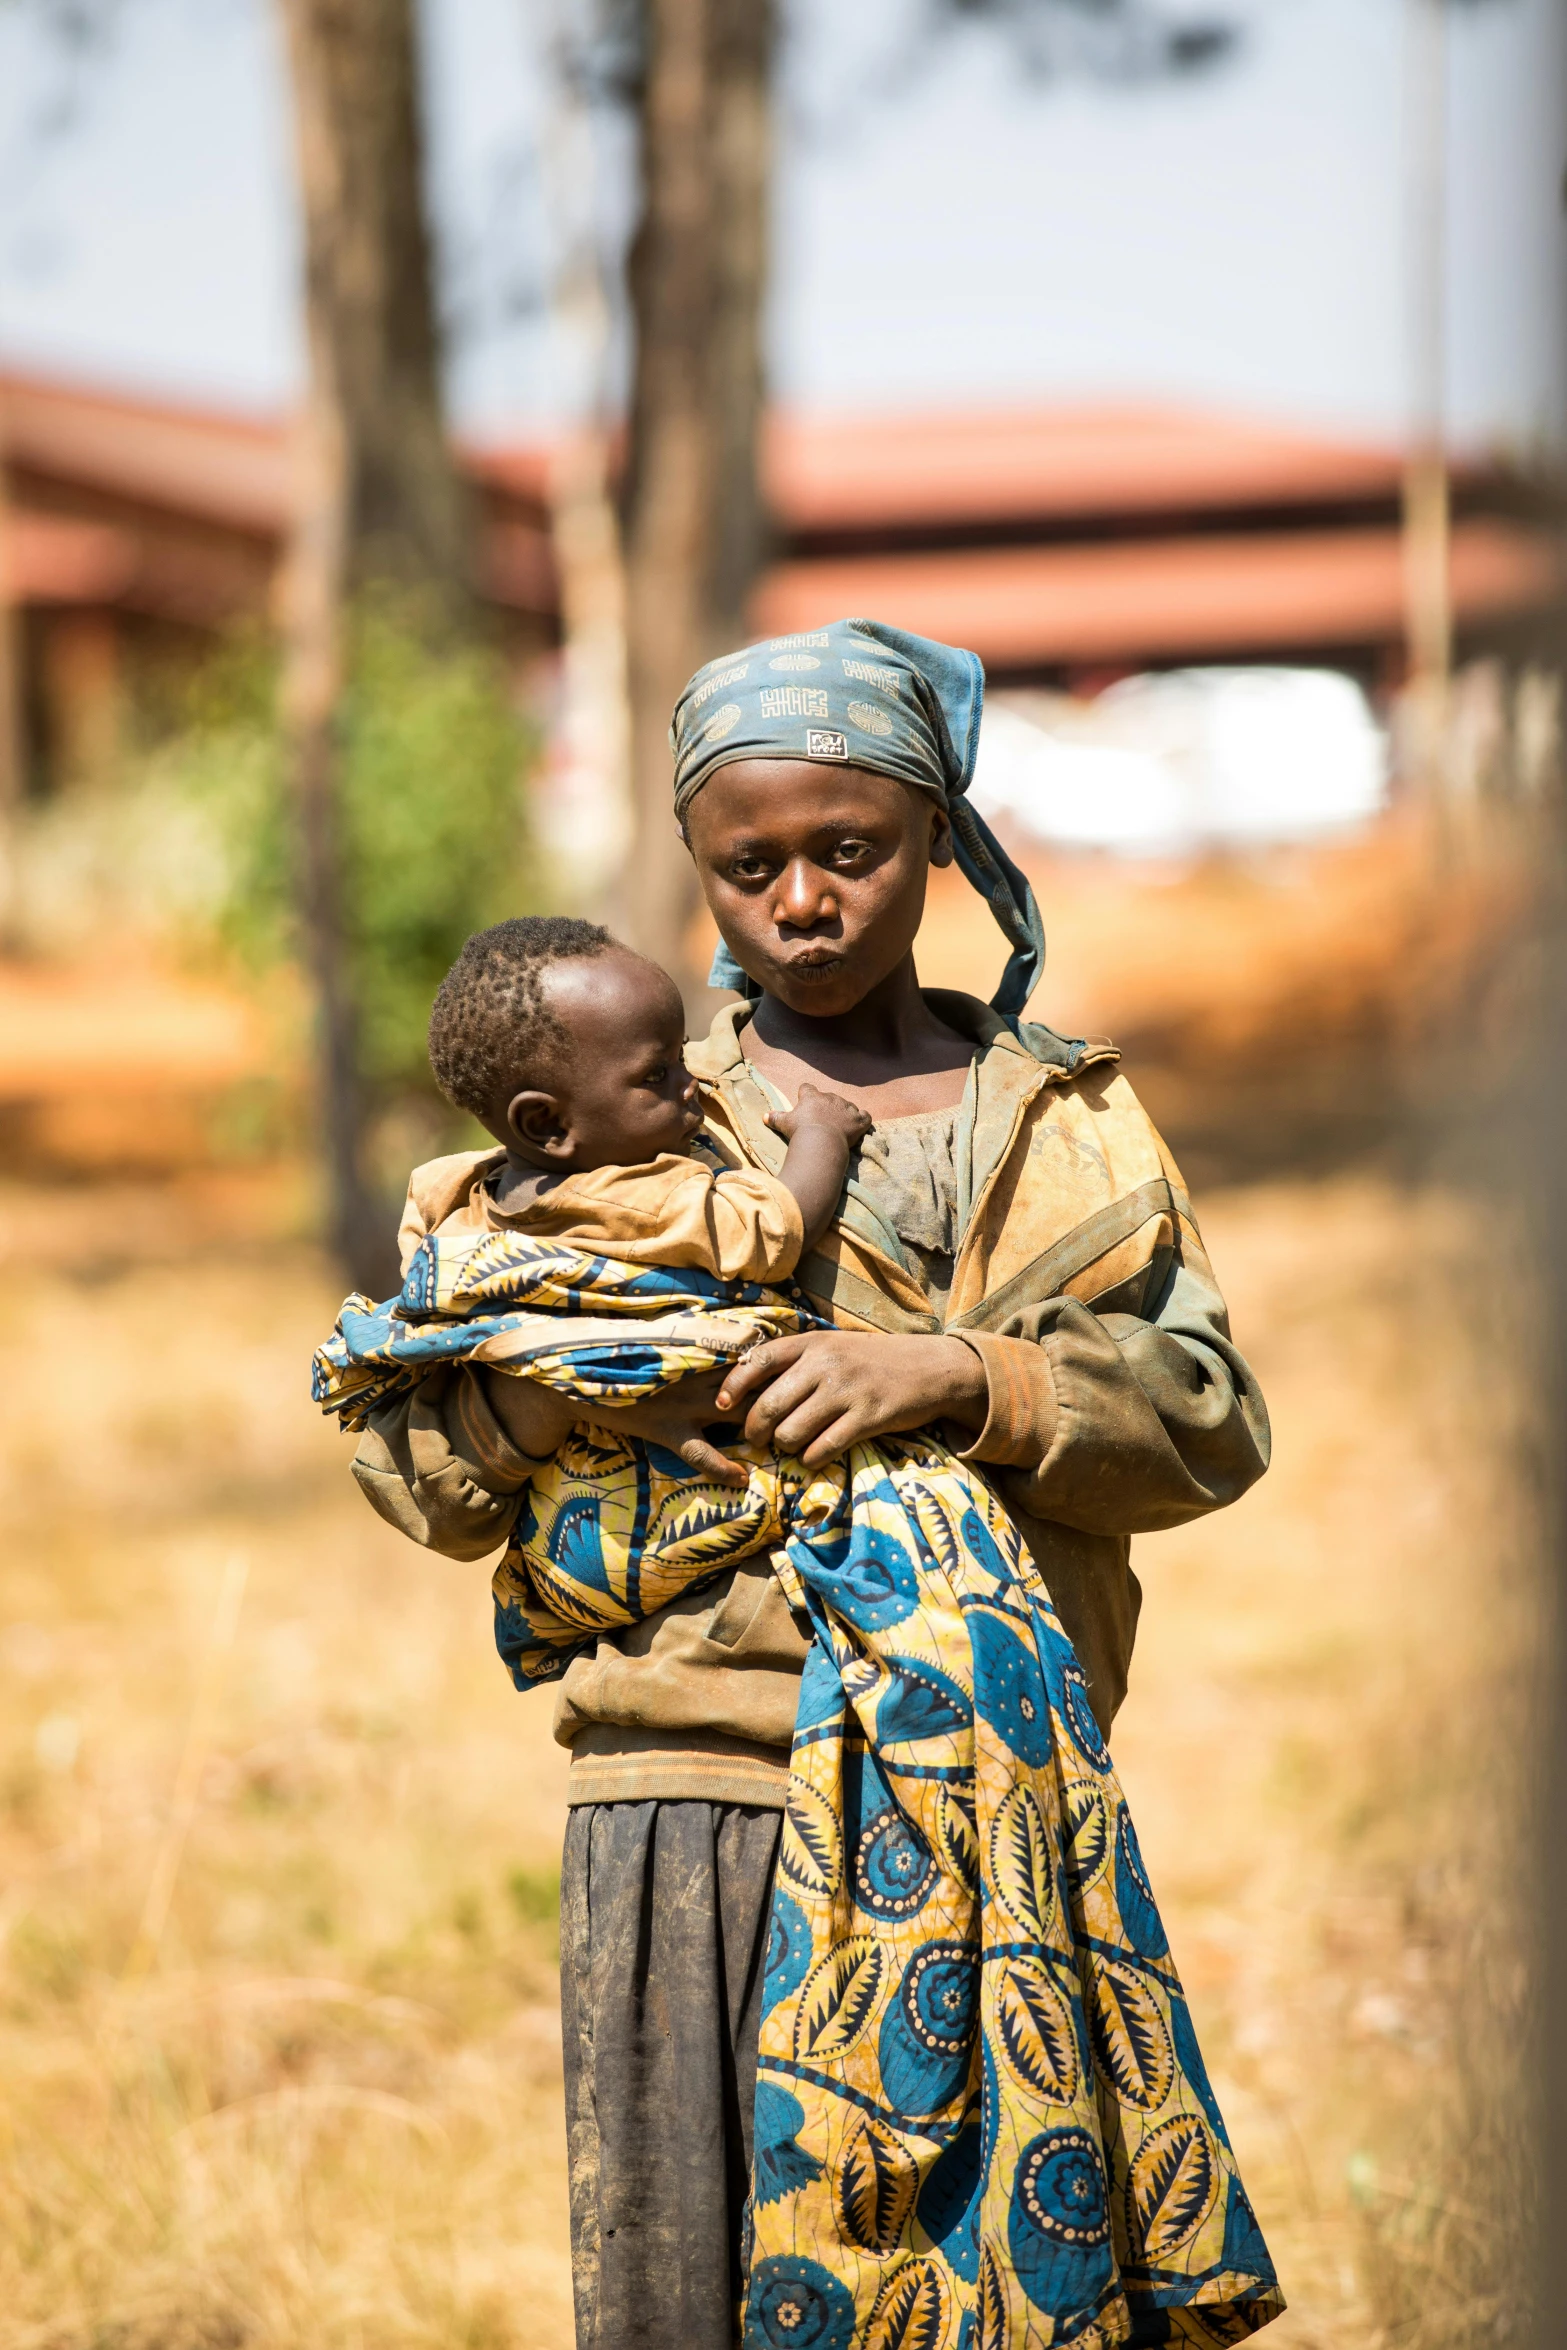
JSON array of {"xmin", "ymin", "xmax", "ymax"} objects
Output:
[{"xmin": 831, "ymin": 839, "xmax": 873, "ymax": 866}]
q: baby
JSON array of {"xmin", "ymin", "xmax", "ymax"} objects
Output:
[{"xmin": 409, "ymin": 913, "xmax": 868, "ymax": 1463}]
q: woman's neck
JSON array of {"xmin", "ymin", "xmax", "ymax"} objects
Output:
[{"xmin": 742, "ymin": 955, "xmax": 976, "ymax": 1118}]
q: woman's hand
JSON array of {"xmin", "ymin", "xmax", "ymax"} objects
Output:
[
  {"xmin": 580, "ymin": 1367, "xmax": 749, "ymax": 1488},
  {"xmin": 715, "ymin": 1331, "xmax": 987, "ymax": 1469}
]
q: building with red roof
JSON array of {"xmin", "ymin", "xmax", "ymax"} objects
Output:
[{"xmin": 0, "ymin": 366, "xmax": 1557, "ymax": 791}]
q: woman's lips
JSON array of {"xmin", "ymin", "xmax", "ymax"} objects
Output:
[{"xmin": 782, "ymin": 948, "xmax": 845, "ymax": 973}]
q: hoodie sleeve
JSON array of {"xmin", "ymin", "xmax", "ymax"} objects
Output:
[
  {"xmin": 950, "ymin": 1238, "xmax": 1271, "ymax": 1537},
  {"xmin": 351, "ymin": 1364, "xmax": 540, "ymax": 1560}
]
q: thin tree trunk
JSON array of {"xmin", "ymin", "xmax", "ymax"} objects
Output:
[
  {"xmin": 619, "ymin": 0, "xmax": 773, "ymax": 991},
  {"xmin": 706, "ymin": 0, "xmax": 772, "ymax": 640},
  {"xmin": 275, "ymin": 0, "xmax": 473, "ymax": 1289},
  {"xmin": 279, "ymin": 385, "xmax": 377, "ymax": 1284}
]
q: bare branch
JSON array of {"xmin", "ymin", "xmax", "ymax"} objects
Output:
[{"xmin": 920, "ymin": 0, "xmax": 1242, "ymax": 84}]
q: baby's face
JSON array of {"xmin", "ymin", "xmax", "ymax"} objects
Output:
[{"xmin": 532, "ymin": 949, "xmax": 702, "ymax": 1171}]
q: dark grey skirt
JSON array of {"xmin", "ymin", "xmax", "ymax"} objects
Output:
[{"xmin": 559, "ymin": 1799, "xmax": 782, "ymax": 2350}]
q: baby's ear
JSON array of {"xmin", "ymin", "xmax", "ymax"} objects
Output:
[{"xmin": 507, "ymin": 1089, "xmax": 572, "ymax": 1156}]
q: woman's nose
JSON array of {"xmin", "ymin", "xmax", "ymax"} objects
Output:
[{"xmin": 774, "ymin": 856, "xmax": 834, "ymax": 930}]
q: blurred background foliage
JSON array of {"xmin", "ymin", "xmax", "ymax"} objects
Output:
[
  {"xmin": 166, "ymin": 604, "xmax": 536, "ymax": 1105},
  {"xmin": 10, "ymin": 600, "xmax": 535, "ymax": 1143}
]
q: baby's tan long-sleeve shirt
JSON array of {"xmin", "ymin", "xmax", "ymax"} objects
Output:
[{"xmin": 399, "ymin": 1144, "xmax": 805, "ymax": 1284}]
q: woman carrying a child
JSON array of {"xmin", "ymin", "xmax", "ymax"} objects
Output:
[{"xmin": 342, "ymin": 621, "xmax": 1276, "ymax": 2350}]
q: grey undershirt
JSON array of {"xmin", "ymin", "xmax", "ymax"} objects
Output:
[{"xmin": 854, "ymin": 1106, "xmax": 962, "ymax": 1315}]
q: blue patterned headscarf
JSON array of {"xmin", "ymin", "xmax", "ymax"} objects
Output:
[{"xmin": 670, "ymin": 617, "xmax": 1046, "ymax": 1016}]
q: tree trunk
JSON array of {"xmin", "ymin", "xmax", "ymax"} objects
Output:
[
  {"xmin": 278, "ymin": 0, "xmax": 471, "ymax": 610},
  {"xmin": 275, "ymin": 0, "xmax": 473, "ymax": 1290},
  {"xmin": 618, "ymin": 0, "xmax": 773, "ymax": 993}
]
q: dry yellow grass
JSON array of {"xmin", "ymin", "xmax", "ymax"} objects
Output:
[
  {"xmin": 0, "ymin": 1162, "xmax": 1536, "ymax": 2349},
  {"xmin": 1116, "ymin": 1175, "xmax": 1537, "ymax": 2350},
  {"xmin": 0, "ymin": 1176, "xmax": 576, "ymax": 2349}
]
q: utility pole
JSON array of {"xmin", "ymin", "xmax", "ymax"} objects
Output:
[
  {"xmin": 540, "ymin": 3, "xmax": 633, "ymax": 918},
  {"xmin": 0, "ymin": 395, "xmax": 23, "ymax": 940},
  {"xmin": 1402, "ymin": 0, "xmax": 1452, "ymax": 786}
]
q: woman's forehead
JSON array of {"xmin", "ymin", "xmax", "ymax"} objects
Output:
[{"xmin": 687, "ymin": 759, "xmax": 922, "ymax": 836}]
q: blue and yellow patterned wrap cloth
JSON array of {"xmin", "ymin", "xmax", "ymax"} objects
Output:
[{"xmin": 314, "ymin": 1231, "xmax": 1283, "ymax": 2348}]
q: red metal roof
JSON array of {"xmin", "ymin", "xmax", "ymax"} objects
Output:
[
  {"xmin": 0, "ymin": 366, "xmax": 552, "ymax": 534},
  {"xmin": 1, "ymin": 370, "xmax": 291, "ymax": 533},
  {"xmin": 753, "ymin": 521, "xmax": 1558, "ymax": 667},
  {"xmin": 4, "ymin": 367, "xmax": 1419, "ymax": 536},
  {"xmin": 763, "ymin": 403, "xmax": 1409, "ymax": 531}
]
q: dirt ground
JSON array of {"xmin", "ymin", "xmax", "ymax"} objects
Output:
[{"xmin": 0, "ymin": 1144, "xmax": 1535, "ymax": 2349}]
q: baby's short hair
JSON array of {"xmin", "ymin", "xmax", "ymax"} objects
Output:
[{"xmin": 429, "ymin": 915, "xmax": 615, "ymax": 1120}]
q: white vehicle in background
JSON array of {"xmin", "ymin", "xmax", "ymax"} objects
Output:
[{"xmin": 972, "ymin": 667, "xmax": 1389, "ymax": 858}]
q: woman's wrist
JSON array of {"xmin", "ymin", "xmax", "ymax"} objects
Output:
[{"xmin": 924, "ymin": 1335, "xmax": 989, "ymax": 1435}]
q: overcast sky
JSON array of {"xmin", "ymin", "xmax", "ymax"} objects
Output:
[{"xmin": 0, "ymin": 0, "xmax": 1560, "ymax": 452}]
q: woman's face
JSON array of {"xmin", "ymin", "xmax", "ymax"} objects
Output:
[{"xmin": 684, "ymin": 759, "xmax": 954, "ymax": 1017}]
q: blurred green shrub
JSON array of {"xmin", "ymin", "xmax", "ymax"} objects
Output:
[{"xmin": 164, "ymin": 600, "xmax": 539, "ymax": 1103}]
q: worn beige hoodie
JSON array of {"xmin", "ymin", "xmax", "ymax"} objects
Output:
[{"xmin": 351, "ymin": 995, "xmax": 1270, "ymax": 1807}]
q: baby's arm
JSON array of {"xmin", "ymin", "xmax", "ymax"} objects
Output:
[
  {"xmin": 764, "ymin": 1084, "xmax": 872, "ymax": 1252},
  {"xmin": 483, "ymin": 1371, "xmax": 577, "ymax": 1463}
]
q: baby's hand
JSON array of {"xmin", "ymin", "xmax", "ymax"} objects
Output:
[{"xmin": 765, "ymin": 1083, "xmax": 872, "ymax": 1150}]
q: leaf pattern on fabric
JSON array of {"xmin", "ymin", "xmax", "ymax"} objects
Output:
[
  {"xmin": 988, "ymin": 1783, "xmax": 1056, "ymax": 1938},
  {"xmin": 645, "ymin": 1481, "xmax": 777, "ymax": 1566},
  {"xmin": 975, "ymin": 2242, "xmax": 1010, "ymax": 2350},
  {"xmin": 1088, "ymin": 1959, "xmax": 1177, "ymax": 2112},
  {"xmin": 903, "ymin": 1479, "xmax": 964, "ymax": 1587},
  {"xmin": 934, "ymin": 1783, "xmax": 981, "ymax": 1895},
  {"xmin": 781, "ymin": 1783, "xmax": 843, "ymax": 1897},
  {"xmin": 1127, "ymin": 2114, "xmax": 1221, "ymax": 2262},
  {"xmin": 995, "ymin": 1958, "xmax": 1080, "ymax": 2104},
  {"xmin": 793, "ymin": 1938, "xmax": 886, "ymax": 2062},
  {"xmin": 863, "ymin": 2259, "xmax": 949, "ymax": 2350},
  {"xmin": 836, "ymin": 2115, "xmax": 919, "ymax": 2252},
  {"xmin": 1063, "ymin": 1779, "xmax": 1112, "ymax": 1887},
  {"xmin": 839, "ymin": 1652, "xmax": 883, "ymax": 1707},
  {"xmin": 313, "ymin": 1234, "xmax": 811, "ymax": 1430}
]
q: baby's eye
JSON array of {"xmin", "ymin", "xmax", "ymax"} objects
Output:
[{"xmin": 643, "ymin": 1063, "xmax": 667, "ymax": 1085}]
